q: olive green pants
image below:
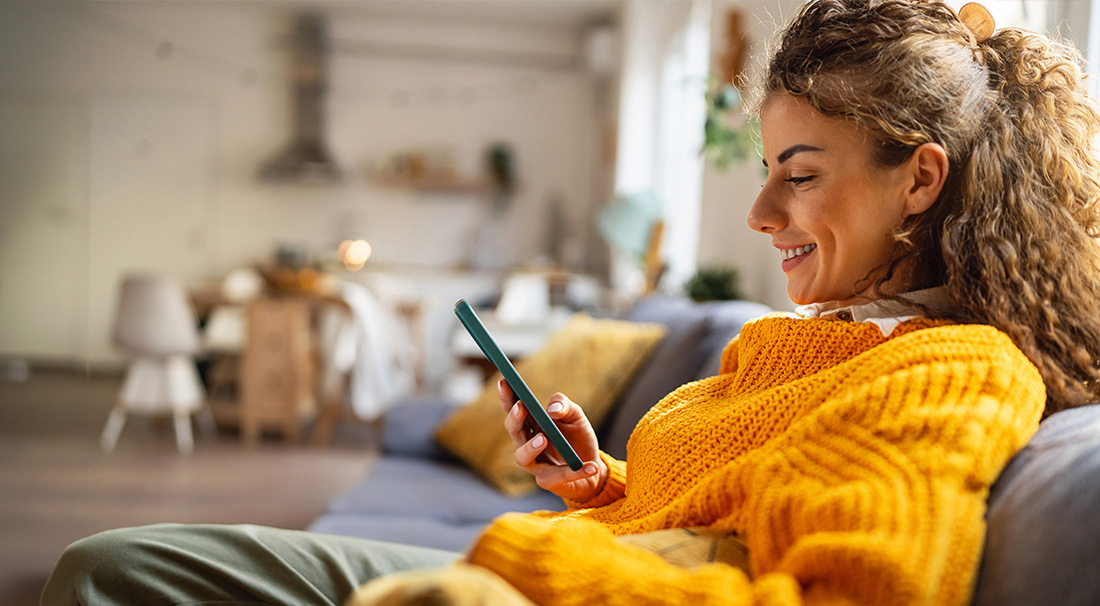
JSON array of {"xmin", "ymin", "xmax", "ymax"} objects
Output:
[{"xmin": 40, "ymin": 523, "xmax": 462, "ymax": 606}]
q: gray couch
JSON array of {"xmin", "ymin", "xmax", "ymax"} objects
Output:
[{"xmin": 307, "ymin": 296, "xmax": 1100, "ymax": 606}]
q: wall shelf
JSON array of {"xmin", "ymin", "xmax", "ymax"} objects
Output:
[{"xmin": 370, "ymin": 174, "xmax": 495, "ymax": 194}]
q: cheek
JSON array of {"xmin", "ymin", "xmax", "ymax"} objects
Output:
[
  {"xmin": 790, "ymin": 190, "xmax": 828, "ymax": 229},
  {"xmin": 843, "ymin": 210, "xmax": 902, "ymax": 267},
  {"xmin": 798, "ymin": 205, "xmax": 835, "ymax": 246},
  {"xmin": 828, "ymin": 186, "xmax": 896, "ymax": 245}
]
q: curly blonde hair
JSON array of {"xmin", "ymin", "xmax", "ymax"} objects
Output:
[{"xmin": 748, "ymin": 0, "xmax": 1100, "ymax": 415}]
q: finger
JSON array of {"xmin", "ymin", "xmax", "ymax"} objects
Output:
[
  {"xmin": 545, "ymin": 393, "xmax": 586, "ymax": 424},
  {"xmin": 503, "ymin": 402, "xmax": 528, "ymax": 447},
  {"xmin": 497, "ymin": 379, "xmax": 516, "ymax": 412},
  {"xmin": 534, "ymin": 460, "xmax": 602, "ymax": 490},
  {"xmin": 513, "ymin": 432, "xmax": 550, "ymax": 468}
]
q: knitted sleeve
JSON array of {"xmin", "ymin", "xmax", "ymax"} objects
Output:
[
  {"xmin": 719, "ymin": 335, "xmax": 740, "ymax": 375},
  {"xmin": 467, "ymin": 326, "xmax": 1045, "ymax": 606},
  {"xmin": 563, "ymin": 451, "xmax": 627, "ymax": 509}
]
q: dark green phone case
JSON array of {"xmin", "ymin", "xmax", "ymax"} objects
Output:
[{"xmin": 454, "ymin": 299, "xmax": 583, "ymax": 471}]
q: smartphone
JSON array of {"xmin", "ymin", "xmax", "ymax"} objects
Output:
[{"xmin": 454, "ymin": 299, "xmax": 583, "ymax": 471}]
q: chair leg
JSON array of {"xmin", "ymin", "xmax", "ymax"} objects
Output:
[
  {"xmin": 241, "ymin": 409, "xmax": 260, "ymax": 447},
  {"xmin": 100, "ymin": 404, "xmax": 127, "ymax": 452},
  {"xmin": 173, "ymin": 409, "xmax": 195, "ymax": 455},
  {"xmin": 310, "ymin": 399, "xmax": 343, "ymax": 448},
  {"xmin": 196, "ymin": 405, "xmax": 218, "ymax": 440}
]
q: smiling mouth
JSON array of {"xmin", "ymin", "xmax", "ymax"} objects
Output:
[{"xmin": 781, "ymin": 243, "xmax": 817, "ymax": 260}]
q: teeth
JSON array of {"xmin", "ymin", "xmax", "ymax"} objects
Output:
[{"xmin": 782, "ymin": 243, "xmax": 816, "ymax": 260}]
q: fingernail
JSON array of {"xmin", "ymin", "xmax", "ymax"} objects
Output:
[
  {"xmin": 533, "ymin": 434, "xmax": 545, "ymax": 447},
  {"xmin": 584, "ymin": 464, "xmax": 597, "ymax": 475},
  {"xmin": 547, "ymin": 402, "xmax": 563, "ymax": 414},
  {"xmin": 498, "ymin": 380, "xmax": 505, "ymax": 395},
  {"xmin": 512, "ymin": 403, "xmax": 521, "ymax": 417}
]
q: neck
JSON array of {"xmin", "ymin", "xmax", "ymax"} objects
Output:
[{"xmin": 814, "ymin": 264, "xmax": 923, "ymax": 311}]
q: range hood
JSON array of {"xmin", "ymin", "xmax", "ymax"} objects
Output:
[{"xmin": 258, "ymin": 13, "xmax": 342, "ymax": 184}]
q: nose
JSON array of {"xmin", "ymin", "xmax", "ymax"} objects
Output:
[{"xmin": 747, "ymin": 182, "xmax": 785, "ymax": 234}]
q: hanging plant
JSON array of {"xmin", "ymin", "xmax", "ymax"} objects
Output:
[{"xmin": 701, "ymin": 78, "xmax": 761, "ymax": 170}]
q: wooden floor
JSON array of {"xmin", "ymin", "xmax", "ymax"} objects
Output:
[{"xmin": 0, "ymin": 368, "xmax": 377, "ymax": 606}]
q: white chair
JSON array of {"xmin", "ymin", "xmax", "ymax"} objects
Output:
[{"xmin": 100, "ymin": 273, "xmax": 207, "ymax": 454}]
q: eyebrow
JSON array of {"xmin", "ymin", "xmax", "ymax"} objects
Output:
[{"xmin": 762, "ymin": 144, "xmax": 825, "ymax": 168}]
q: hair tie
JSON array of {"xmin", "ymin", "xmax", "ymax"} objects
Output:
[{"xmin": 959, "ymin": 2, "xmax": 995, "ymax": 42}]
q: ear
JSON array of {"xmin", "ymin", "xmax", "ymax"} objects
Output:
[{"xmin": 900, "ymin": 142, "xmax": 949, "ymax": 218}]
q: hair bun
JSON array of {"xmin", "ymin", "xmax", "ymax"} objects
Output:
[{"xmin": 959, "ymin": 2, "xmax": 995, "ymax": 42}]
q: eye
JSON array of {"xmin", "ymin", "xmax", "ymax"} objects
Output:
[{"xmin": 784, "ymin": 176, "xmax": 814, "ymax": 185}]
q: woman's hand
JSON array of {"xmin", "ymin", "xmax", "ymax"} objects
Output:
[{"xmin": 498, "ymin": 379, "xmax": 607, "ymax": 503}]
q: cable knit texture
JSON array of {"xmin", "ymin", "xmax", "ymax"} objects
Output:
[{"xmin": 466, "ymin": 316, "xmax": 1046, "ymax": 606}]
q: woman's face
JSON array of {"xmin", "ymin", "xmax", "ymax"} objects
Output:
[{"xmin": 748, "ymin": 94, "xmax": 915, "ymax": 306}]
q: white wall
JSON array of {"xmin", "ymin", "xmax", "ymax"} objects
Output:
[
  {"xmin": 0, "ymin": 1, "xmax": 611, "ymax": 363},
  {"xmin": 0, "ymin": 96, "xmax": 88, "ymax": 361},
  {"xmin": 612, "ymin": 0, "xmax": 710, "ymax": 295},
  {"xmin": 698, "ymin": 0, "xmax": 803, "ymax": 311}
]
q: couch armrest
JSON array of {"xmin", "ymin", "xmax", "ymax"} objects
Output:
[{"xmin": 973, "ymin": 403, "xmax": 1100, "ymax": 606}]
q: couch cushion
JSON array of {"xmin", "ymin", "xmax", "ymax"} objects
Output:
[
  {"xmin": 601, "ymin": 297, "xmax": 772, "ymax": 458},
  {"xmin": 382, "ymin": 396, "xmax": 460, "ymax": 459},
  {"xmin": 308, "ymin": 514, "xmax": 484, "ymax": 554},
  {"xmin": 972, "ymin": 404, "xmax": 1100, "ymax": 606},
  {"xmin": 621, "ymin": 295, "xmax": 710, "ymax": 326},
  {"xmin": 600, "ymin": 298, "xmax": 712, "ymax": 459},
  {"xmin": 325, "ymin": 457, "xmax": 565, "ymax": 525},
  {"xmin": 435, "ymin": 314, "xmax": 665, "ymax": 495},
  {"xmin": 694, "ymin": 300, "xmax": 773, "ymax": 380}
]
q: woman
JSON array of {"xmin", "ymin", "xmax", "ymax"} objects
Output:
[
  {"xmin": 42, "ymin": 0, "xmax": 1100, "ymax": 604},
  {"xmin": 458, "ymin": 0, "xmax": 1100, "ymax": 604}
]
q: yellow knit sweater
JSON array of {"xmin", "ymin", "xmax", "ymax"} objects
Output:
[{"xmin": 466, "ymin": 315, "xmax": 1046, "ymax": 606}]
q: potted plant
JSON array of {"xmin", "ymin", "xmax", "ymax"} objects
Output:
[{"xmin": 686, "ymin": 265, "xmax": 743, "ymax": 302}]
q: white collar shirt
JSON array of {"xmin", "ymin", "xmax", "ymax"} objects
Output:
[{"xmin": 793, "ymin": 286, "xmax": 953, "ymax": 337}]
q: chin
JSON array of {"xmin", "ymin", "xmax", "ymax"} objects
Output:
[
  {"xmin": 787, "ymin": 289, "xmax": 815, "ymax": 306},
  {"xmin": 787, "ymin": 272, "xmax": 827, "ymax": 305}
]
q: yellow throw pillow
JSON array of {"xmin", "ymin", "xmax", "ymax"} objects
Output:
[
  {"xmin": 345, "ymin": 563, "xmax": 535, "ymax": 606},
  {"xmin": 617, "ymin": 527, "xmax": 752, "ymax": 574},
  {"xmin": 435, "ymin": 314, "xmax": 666, "ymax": 496}
]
